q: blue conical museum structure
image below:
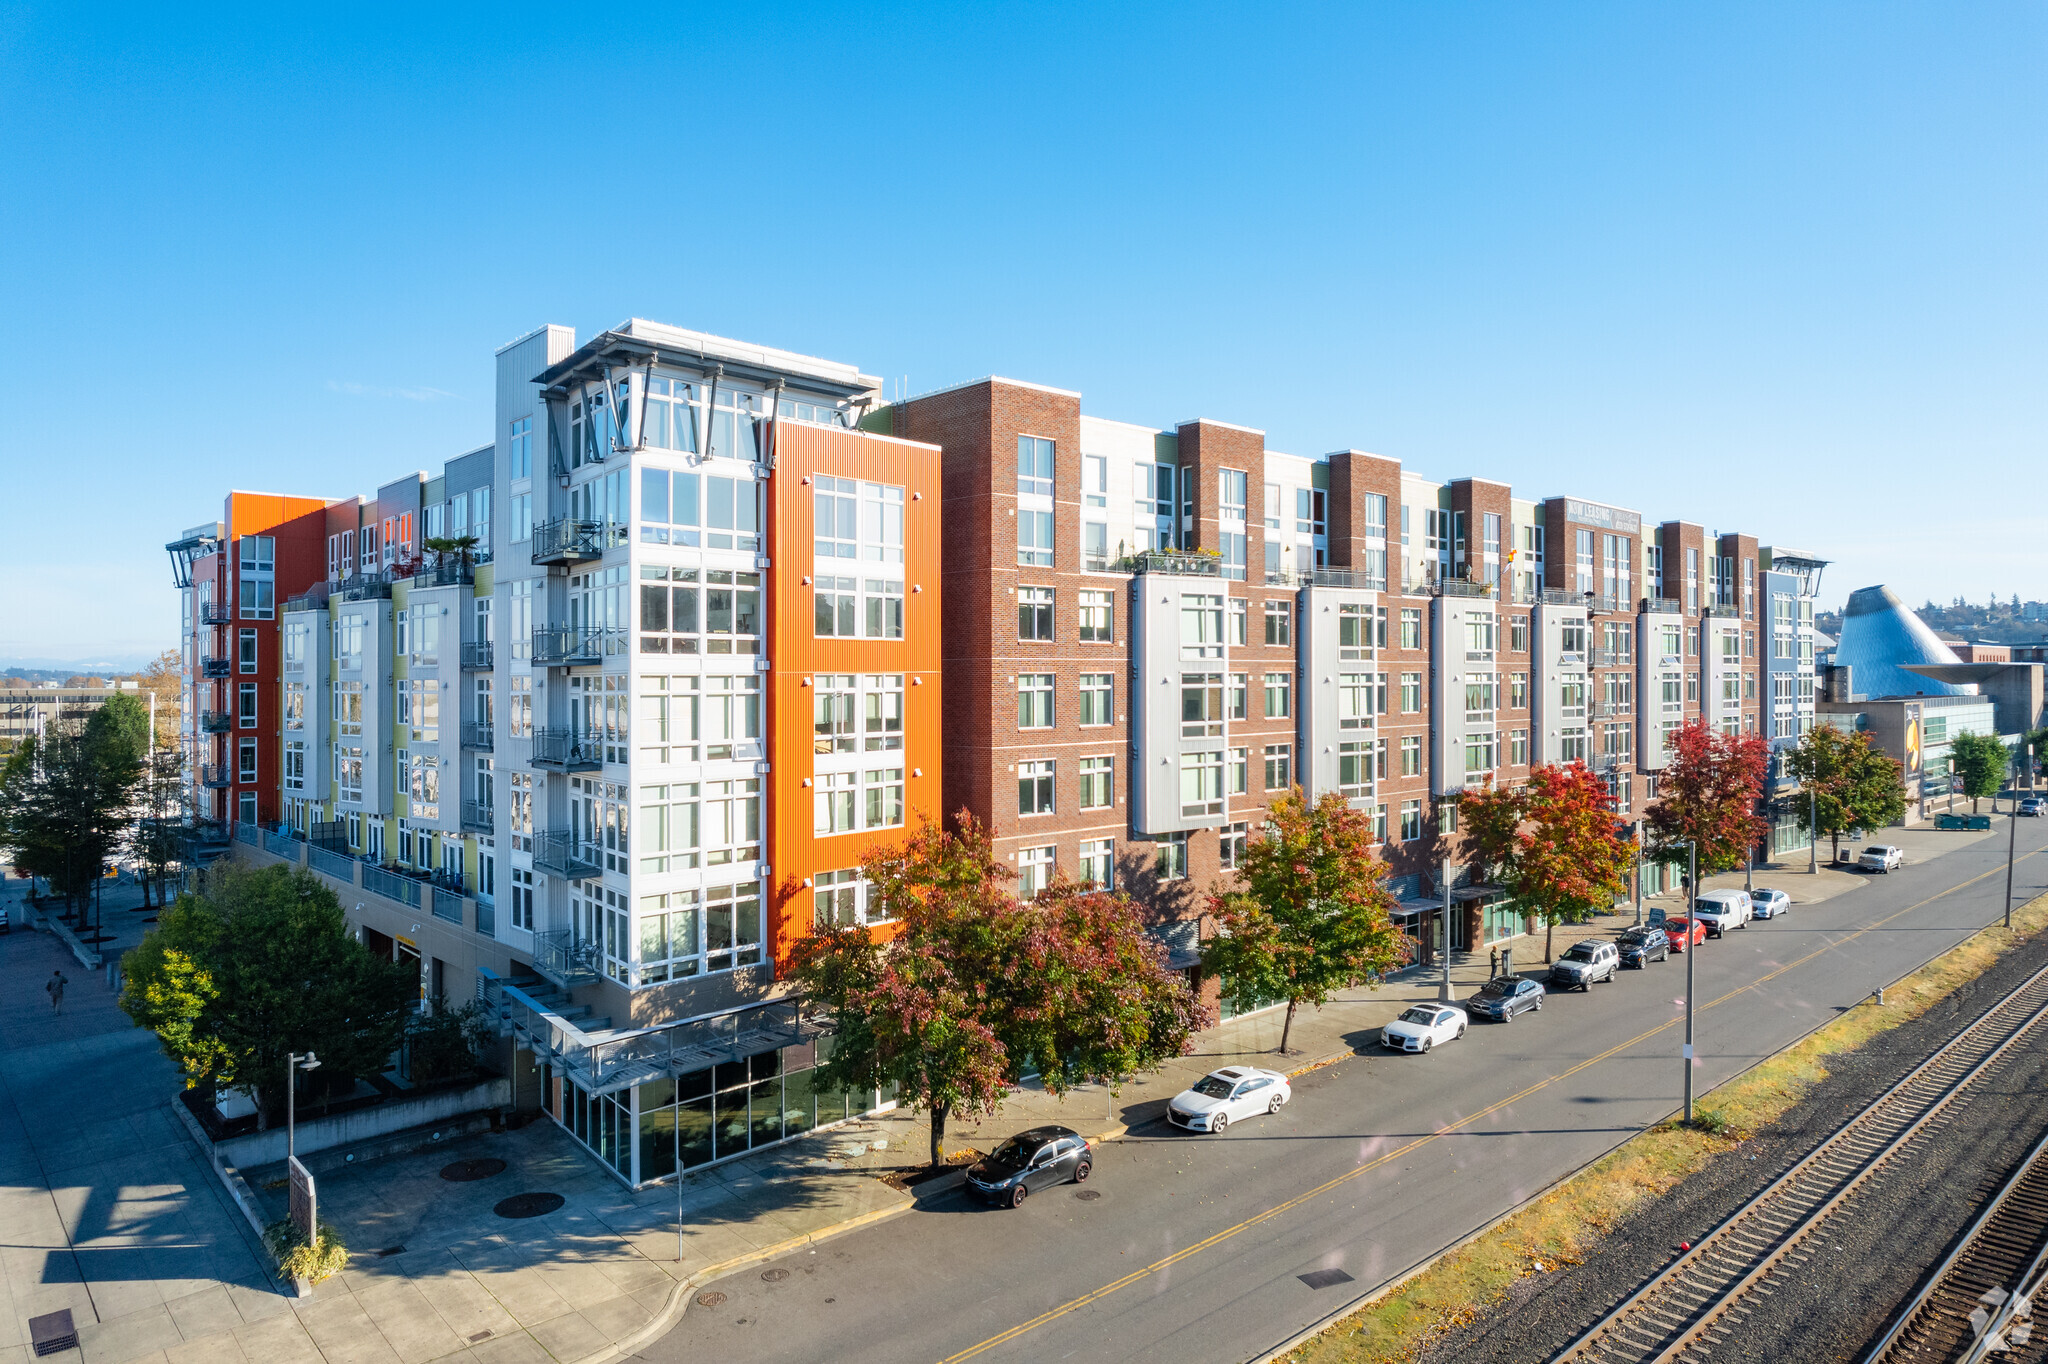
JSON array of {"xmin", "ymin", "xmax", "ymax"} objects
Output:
[{"xmin": 1834, "ymin": 585, "xmax": 1969, "ymax": 699}]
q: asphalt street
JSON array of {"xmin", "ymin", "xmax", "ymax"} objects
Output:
[{"xmin": 649, "ymin": 822, "xmax": 2048, "ymax": 1364}]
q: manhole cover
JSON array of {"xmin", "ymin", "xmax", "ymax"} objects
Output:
[
  {"xmin": 493, "ymin": 1192, "xmax": 565, "ymax": 1219},
  {"xmin": 760, "ymin": 1268, "xmax": 789, "ymax": 1282},
  {"xmin": 1074, "ymin": 1189, "xmax": 1103, "ymax": 1201},
  {"xmin": 441, "ymin": 1158, "xmax": 508, "ymax": 1182},
  {"xmin": 695, "ymin": 1291, "xmax": 727, "ymax": 1308}
]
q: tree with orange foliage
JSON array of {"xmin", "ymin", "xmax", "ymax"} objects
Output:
[{"xmin": 1644, "ymin": 719, "xmax": 1771, "ymax": 890}]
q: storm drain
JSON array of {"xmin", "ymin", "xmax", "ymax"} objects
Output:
[
  {"xmin": 493, "ymin": 1192, "xmax": 566, "ymax": 1219},
  {"xmin": 696, "ymin": 1291, "xmax": 728, "ymax": 1308},
  {"xmin": 1298, "ymin": 1269, "xmax": 1356, "ymax": 1290},
  {"xmin": 1074, "ymin": 1189, "xmax": 1103, "ymax": 1201},
  {"xmin": 441, "ymin": 1158, "xmax": 508, "ymax": 1182},
  {"xmin": 761, "ymin": 1268, "xmax": 790, "ymax": 1282}
]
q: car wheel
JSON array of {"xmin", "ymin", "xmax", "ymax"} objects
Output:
[
  {"xmin": 1073, "ymin": 1160, "xmax": 1091, "ymax": 1184},
  {"xmin": 1534, "ymin": 998, "xmax": 1542, "ymax": 1010},
  {"xmin": 1268, "ymin": 1094, "xmax": 1284, "ymax": 1115},
  {"xmin": 1010, "ymin": 1183, "xmax": 1030, "ymax": 1208},
  {"xmin": 1212, "ymin": 1113, "xmax": 1229, "ymax": 1134},
  {"xmin": 1458, "ymin": 1023, "xmax": 1467, "ymax": 1038},
  {"xmin": 1421, "ymin": 1038, "xmax": 1433, "ymax": 1053}
]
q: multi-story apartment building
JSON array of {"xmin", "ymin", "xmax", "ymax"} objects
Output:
[
  {"xmin": 166, "ymin": 495, "xmax": 332, "ymax": 833},
  {"xmin": 176, "ymin": 319, "xmax": 1823, "ymax": 1187},
  {"xmin": 177, "ymin": 321, "xmax": 941, "ymax": 1188},
  {"xmin": 886, "ymin": 378, "xmax": 1826, "ymax": 957}
]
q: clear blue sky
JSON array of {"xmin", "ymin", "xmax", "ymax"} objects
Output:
[{"xmin": 2, "ymin": 3, "xmax": 2041, "ymax": 663}]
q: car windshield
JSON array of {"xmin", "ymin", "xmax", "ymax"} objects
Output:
[
  {"xmin": 1665, "ymin": 917, "xmax": 1691, "ymax": 930},
  {"xmin": 986, "ymin": 1136, "xmax": 1045, "ymax": 1169},
  {"xmin": 1398, "ymin": 1008, "xmax": 1438, "ymax": 1025},
  {"xmin": 1476, "ymin": 979, "xmax": 1511, "ymax": 998},
  {"xmin": 1694, "ymin": 900, "xmax": 1724, "ymax": 914},
  {"xmin": 1189, "ymin": 1076, "xmax": 1235, "ymax": 1099},
  {"xmin": 1755, "ymin": 888, "xmax": 1779, "ymax": 898},
  {"xmin": 1564, "ymin": 943, "xmax": 1599, "ymax": 962},
  {"xmin": 1619, "ymin": 930, "xmax": 1651, "ymax": 945}
]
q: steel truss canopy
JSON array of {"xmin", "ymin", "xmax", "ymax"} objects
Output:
[
  {"xmin": 529, "ymin": 318, "xmax": 881, "ymax": 405},
  {"xmin": 164, "ymin": 521, "xmax": 223, "ymax": 588}
]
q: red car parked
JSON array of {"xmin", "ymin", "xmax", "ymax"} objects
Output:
[{"xmin": 1660, "ymin": 916, "xmax": 1709, "ymax": 951}]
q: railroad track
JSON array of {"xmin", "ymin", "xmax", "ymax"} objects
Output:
[
  {"xmin": 1550, "ymin": 962, "xmax": 2048, "ymax": 1364},
  {"xmin": 1863, "ymin": 1128, "xmax": 2048, "ymax": 1363}
]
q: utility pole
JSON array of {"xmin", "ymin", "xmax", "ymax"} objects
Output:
[
  {"xmin": 1439, "ymin": 848, "xmax": 1454, "ymax": 1005},
  {"xmin": 1684, "ymin": 840, "xmax": 1698, "ymax": 1124},
  {"xmin": 286, "ymin": 1051, "xmax": 321, "ymax": 1161},
  {"xmin": 2006, "ymin": 792, "xmax": 2018, "ymax": 932}
]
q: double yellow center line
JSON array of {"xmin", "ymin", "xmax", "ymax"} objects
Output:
[{"xmin": 938, "ymin": 851, "xmax": 2042, "ymax": 1363}]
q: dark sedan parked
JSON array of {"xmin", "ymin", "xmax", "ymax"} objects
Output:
[
  {"xmin": 1468, "ymin": 974, "xmax": 1546, "ymax": 1022},
  {"xmin": 964, "ymin": 1126, "xmax": 1093, "ymax": 1208},
  {"xmin": 1617, "ymin": 926, "xmax": 1670, "ymax": 968}
]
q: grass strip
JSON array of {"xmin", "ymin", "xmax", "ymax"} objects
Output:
[{"xmin": 1282, "ymin": 890, "xmax": 2048, "ymax": 1364}]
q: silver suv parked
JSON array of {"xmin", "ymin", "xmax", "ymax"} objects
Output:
[{"xmin": 1549, "ymin": 940, "xmax": 1619, "ymax": 991}]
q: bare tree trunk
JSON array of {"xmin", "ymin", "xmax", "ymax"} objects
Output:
[
  {"xmin": 929, "ymin": 1103, "xmax": 949, "ymax": 1168},
  {"xmin": 1544, "ymin": 918, "xmax": 1555, "ymax": 964},
  {"xmin": 1279, "ymin": 999, "xmax": 1298, "ymax": 1055}
]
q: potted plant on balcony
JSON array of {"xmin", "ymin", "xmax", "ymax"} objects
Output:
[{"xmin": 424, "ymin": 534, "xmax": 480, "ymax": 573}]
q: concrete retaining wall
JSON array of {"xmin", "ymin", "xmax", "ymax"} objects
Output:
[{"xmin": 214, "ymin": 1077, "xmax": 511, "ymax": 1168}]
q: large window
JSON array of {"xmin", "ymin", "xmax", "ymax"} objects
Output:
[
  {"xmin": 1182, "ymin": 673, "xmax": 1224, "ymax": 738},
  {"xmin": 1019, "ymin": 586, "xmax": 1054, "ymax": 640},
  {"xmin": 638, "ymin": 568, "xmax": 762, "ymax": 654},
  {"xmin": 812, "ymin": 575, "xmax": 902, "ymax": 640},
  {"xmin": 1018, "ymin": 674, "xmax": 1054, "ymax": 729},
  {"xmin": 814, "ymin": 869, "xmax": 885, "ymax": 929},
  {"xmin": 1080, "ymin": 839, "xmax": 1114, "ymax": 890},
  {"xmin": 1338, "ymin": 741, "xmax": 1370, "ymax": 799},
  {"xmin": 1079, "ymin": 673, "xmax": 1114, "ymax": 726},
  {"xmin": 1018, "ymin": 510, "xmax": 1054, "ymax": 567},
  {"xmin": 1264, "ymin": 671, "xmax": 1291, "ymax": 719},
  {"xmin": 1019, "ymin": 760, "xmax": 1054, "ymax": 816},
  {"xmin": 1181, "ymin": 751, "xmax": 1224, "ymax": 818},
  {"xmin": 1264, "ymin": 600, "xmax": 1292, "ymax": 646},
  {"xmin": 238, "ymin": 682, "xmax": 258, "ymax": 728},
  {"xmin": 813, "ymin": 477, "xmax": 904, "ymax": 564},
  {"xmin": 1079, "ymin": 756, "xmax": 1115, "ymax": 810},
  {"xmin": 1078, "ymin": 590, "xmax": 1114, "ymax": 643},
  {"xmin": 1017, "ymin": 436, "xmax": 1055, "ymax": 498},
  {"xmin": 1156, "ymin": 832, "xmax": 1189, "ymax": 881},
  {"xmin": 239, "ymin": 628, "xmax": 258, "ymax": 673},
  {"xmin": 641, "ymin": 779, "xmax": 762, "ymax": 868},
  {"xmin": 238, "ymin": 738, "xmax": 258, "ymax": 782},
  {"xmin": 1018, "ymin": 847, "xmax": 1055, "ymax": 899},
  {"xmin": 1264, "ymin": 744, "xmax": 1292, "ymax": 791},
  {"xmin": 636, "ymin": 881, "xmax": 763, "ymax": 984},
  {"xmin": 237, "ymin": 536, "xmax": 275, "ymax": 619},
  {"xmin": 1182, "ymin": 594, "xmax": 1224, "ymax": 657}
]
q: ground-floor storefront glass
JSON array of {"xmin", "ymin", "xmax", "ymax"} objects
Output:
[{"xmin": 550, "ymin": 1037, "xmax": 892, "ymax": 1187}]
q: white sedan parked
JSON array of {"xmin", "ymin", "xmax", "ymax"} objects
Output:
[
  {"xmin": 1166, "ymin": 1067, "xmax": 1292, "ymax": 1133},
  {"xmin": 1751, "ymin": 888, "xmax": 1791, "ymax": 919},
  {"xmin": 1381, "ymin": 1004, "xmax": 1468, "ymax": 1054}
]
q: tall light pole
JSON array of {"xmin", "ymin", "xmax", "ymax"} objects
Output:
[
  {"xmin": 1633, "ymin": 820, "xmax": 1644, "ymax": 926},
  {"xmin": 286, "ymin": 1050, "xmax": 321, "ymax": 1161},
  {"xmin": 2005, "ymin": 784, "xmax": 2018, "ymax": 932},
  {"xmin": 1438, "ymin": 795, "xmax": 1455, "ymax": 1004},
  {"xmin": 1683, "ymin": 840, "xmax": 1698, "ymax": 1124}
]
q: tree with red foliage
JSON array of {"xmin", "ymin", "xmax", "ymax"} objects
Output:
[
  {"xmin": 1515, "ymin": 763, "xmax": 1635, "ymax": 962},
  {"xmin": 1456, "ymin": 779, "xmax": 1528, "ymax": 888},
  {"xmin": 788, "ymin": 812, "xmax": 1206, "ymax": 1166},
  {"xmin": 1200, "ymin": 789, "xmax": 1404, "ymax": 1055},
  {"xmin": 1644, "ymin": 719, "xmax": 1771, "ymax": 889}
]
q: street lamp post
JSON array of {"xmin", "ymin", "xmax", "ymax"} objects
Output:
[
  {"xmin": 1437, "ymin": 795, "xmax": 1455, "ymax": 1004},
  {"xmin": 1633, "ymin": 821, "xmax": 1644, "ymax": 926},
  {"xmin": 1683, "ymin": 840, "xmax": 1698, "ymax": 1124},
  {"xmin": 2005, "ymin": 785, "xmax": 2018, "ymax": 932},
  {"xmin": 286, "ymin": 1050, "xmax": 321, "ymax": 1162}
]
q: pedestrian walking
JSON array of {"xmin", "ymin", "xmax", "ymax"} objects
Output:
[{"xmin": 46, "ymin": 969, "xmax": 68, "ymax": 1014}]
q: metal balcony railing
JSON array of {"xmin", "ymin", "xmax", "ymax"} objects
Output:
[
  {"xmin": 200, "ymin": 710, "xmax": 231, "ymax": 733},
  {"xmin": 531, "ymin": 627, "xmax": 607, "ymax": 666},
  {"xmin": 531, "ymin": 518, "xmax": 606, "ymax": 566},
  {"xmin": 461, "ymin": 801, "xmax": 494, "ymax": 833},
  {"xmin": 200, "ymin": 764, "xmax": 230, "ymax": 788},
  {"xmin": 461, "ymin": 722, "xmax": 494, "ymax": 751},
  {"xmin": 362, "ymin": 863, "xmax": 423, "ymax": 908},
  {"xmin": 532, "ymin": 830, "xmax": 601, "ymax": 880},
  {"xmin": 532, "ymin": 930, "xmax": 601, "ymax": 988},
  {"xmin": 460, "ymin": 641, "xmax": 493, "ymax": 670},
  {"xmin": 200, "ymin": 603, "xmax": 232, "ymax": 626},
  {"xmin": 1591, "ymin": 648, "xmax": 1627, "ymax": 668},
  {"xmin": 1123, "ymin": 549, "xmax": 1222, "ymax": 578},
  {"xmin": 413, "ymin": 560, "xmax": 475, "ymax": 587},
  {"xmin": 1643, "ymin": 597, "xmax": 1682, "ymax": 615},
  {"xmin": 1706, "ymin": 603, "xmax": 1740, "ymax": 619},
  {"xmin": 200, "ymin": 655, "xmax": 231, "ymax": 678},
  {"xmin": 1434, "ymin": 578, "xmax": 1493, "ymax": 598},
  {"xmin": 531, "ymin": 728, "xmax": 602, "ymax": 772}
]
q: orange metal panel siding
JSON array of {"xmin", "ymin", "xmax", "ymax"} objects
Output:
[{"xmin": 767, "ymin": 424, "xmax": 943, "ymax": 967}]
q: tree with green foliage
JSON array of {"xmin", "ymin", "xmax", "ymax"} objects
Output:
[
  {"xmin": 424, "ymin": 534, "xmax": 481, "ymax": 571},
  {"xmin": 132, "ymin": 745, "xmax": 190, "ymax": 910},
  {"xmin": 122, "ymin": 862, "xmax": 418, "ymax": 1127},
  {"xmin": 1788, "ymin": 723, "xmax": 1908, "ymax": 863},
  {"xmin": 790, "ymin": 813, "xmax": 1204, "ymax": 1166},
  {"xmin": 0, "ymin": 694, "xmax": 149, "ymax": 915},
  {"xmin": 1948, "ymin": 731, "xmax": 2011, "ymax": 813},
  {"xmin": 2026, "ymin": 726, "xmax": 2048, "ymax": 789},
  {"xmin": 1202, "ymin": 789, "xmax": 1403, "ymax": 1055}
]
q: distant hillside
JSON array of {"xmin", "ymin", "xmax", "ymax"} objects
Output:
[{"xmin": 1824, "ymin": 598, "xmax": 2048, "ymax": 645}]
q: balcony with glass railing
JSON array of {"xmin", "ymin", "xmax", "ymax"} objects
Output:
[
  {"xmin": 531, "ymin": 627, "xmax": 609, "ymax": 666},
  {"xmin": 461, "ymin": 722, "xmax": 494, "ymax": 751},
  {"xmin": 1122, "ymin": 549, "xmax": 1222, "ymax": 578},
  {"xmin": 200, "ymin": 763, "xmax": 230, "ymax": 788},
  {"xmin": 461, "ymin": 801, "xmax": 494, "ymax": 833},
  {"xmin": 200, "ymin": 655, "xmax": 231, "ymax": 678},
  {"xmin": 200, "ymin": 602, "xmax": 232, "ymax": 626},
  {"xmin": 461, "ymin": 641, "xmax": 494, "ymax": 670},
  {"xmin": 200, "ymin": 710, "xmax": 231, "ymax": 733},
  {"xmin": 531, "ymin": 518, "xmax": 606, "ymax": 566}
]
